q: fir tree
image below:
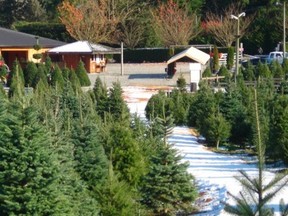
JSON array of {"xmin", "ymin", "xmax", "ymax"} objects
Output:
[
  {"xmin": 75, "ymin": 60, "xmax": 91, "ymax": 87},
  {"xmin": 7, "ymin": 59, "xmax": 24, "ymax": 87},
  {"xmin": 212, "ymin": 45, "xmax": 220, "ymax": 73},
  {"xmin": 24, "ymin": 61, "xmax": 38, "ymax": 87},
  {"xmin": 140, "ymin": 142, "xmax": 197, "ymax": 215},
  {"xmin": 176, "ymin": 73, "xmax": 187, "ymax": 92},
  {"xmin": 32, "ymin": 63, "xmax": 48, "ymax": 88},
  {"xmin": 95, "ymin": 161, "xmax": 138, "ymax": 216},
  {"xmin": 92, "ymin": 76, "xmax": 108, "ymax": 118},
  {"xmin": 69, "ymin": 68, "xmax": 81, "ymax": 92},
  {"xmin": 8, "ymin": 62, "xmax": 25, "ymax": 99},
  {"xmin": 108, "ymin": 82, "xmax": 129, "ymax": 121},
  {"xmin": 202, "ymin": 67, "xmax": 212, "ymax": 77},
  {"xmin": 227, "ymin": 46, "xmax": 235, "ymax": 70},
  {"xmin": 224, "ymin": 89, "xmax": 288, "ymax": 216},
  {"xmin": 0, "ymin": 102, "xmax": 64, "ymax": 215},
  {"xmin": 51, "ymin": 64, "xmax": 64, "ymax": 88}
]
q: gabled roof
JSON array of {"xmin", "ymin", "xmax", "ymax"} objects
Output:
[
  {"xmin": 167, "ymin": 46, "xmax": 210, "ymax": 65},
  {"xmin": 0, "ymin": 27, "xmax": 66, "ymax": 48},
  {"xmin": 48, "ymin": 41, "xmax": 121, "ymax": 54}
]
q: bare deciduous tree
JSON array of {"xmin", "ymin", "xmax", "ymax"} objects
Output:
[
  {"xmin": 58, "ymin": 0, "xmax": 117, "ymax": 43},
  {"xmin": 151, "ymin": 0, "xmax": 201, "ymax": 46},
  {"xmin": 204, "ymin": 3, "xmax": 254, "ymax": 47}
]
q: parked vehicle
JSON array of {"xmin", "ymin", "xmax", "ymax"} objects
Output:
[{"xmin": 264, "ymin": 51, "xmax": 288, "ymax": 64}]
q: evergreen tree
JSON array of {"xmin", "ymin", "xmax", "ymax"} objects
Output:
[
  {"xmin": 108, "ymin": 82, "xmax": 129, "ymax": 121},
  {"xmin": 242, "ymin": 61, "xmax": 255, "ymax": 81},
  {"xmin": 72, "ymin": 118, "xmax": 109, "ymax": 190},
  {"xmin": 51, "ymin": 64, "xmax": 64, "ymax": 89},
  {"xmin": 176, "ymin": 73, "xmax": 187, "ymax": 92},
  {"xmin": 23, "ymin": 61, "xmax": 38, "ymax": 87},
  {"xmin": 224, "ymin": 89, "xmax": 288, "ymax": 216},
  {"xmin": 270, "ymin": 61, "xmax": 284, "ymax": 79},
  {"xmin": 0, "ymin": 102, "xmax": 64, "ymax": 215},
  {"xmin": 282, "ymin": 58, "xmax": 288, "ymax": 79},
  {"xmin": 92, "ymin": 76, "xmax": 108, "ymax": 118},
  {"xmin": 69, "ymin": 68, "xmax": 81, "ymax": 92},
  {"xmin": 8, "ymin": 62, "xmax": 25, "ymax": 99},
  {"xmin": 32, "ymin": 63, "xmax": 48, "ymax": 88},
  {"xmin": 95, "ymin": 162, "xmax": 138, "ymax": 216},
  {"xmin": 202, "ymin": 66, "xmax": 212, "ymax": 77},
  {"xmin": 104, "ymin": 122, "xmax": 146, "ymax": 186},
  {"xmin": 75, "ymin": 60, "xmax": 91, "ymax": 87},
  {"xmin": 7, "ymin": 59, "xmax": 25, "ymax": 87},
  {"xmin": 201, "ymin": 110, "xmax": 231, "ymax": 149},
  {"xmin": 256, "ymin": 62, "xmax": 272, "ymax": 79},
  {"xmin": 268, "ymin": 95, "xmax": 288, "ymax": 162},
  {"xmin": 212, "ymin": 45, "xmax": 220, "ymax": 73},
  {"xmin": 218, "ymin": 64, "xmax": 231, "ymax": 80},
  {"xmin": 226, "ymin": 46, "xmax": 234, "ymax": 70},
  {"xmin": 140, "ymin": 142, "xmax": 197, "ymax": 215}
]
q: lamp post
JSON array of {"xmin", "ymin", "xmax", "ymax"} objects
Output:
[
  {"xmin": 231, "ymin": 12, "xmax": 245, "ymax": 83},
  {"xmin": 276, "ymin": 1, "xmax": 286, "ymax": 59}
]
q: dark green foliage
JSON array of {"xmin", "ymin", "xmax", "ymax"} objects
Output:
[
  {"xmin": 202, "ymin": 66, "xmax": 212, "ymax": 77},
  {"xmin": 145, "ymin": 91, "xmax": 173, "ymax": 121},
  {"xmin": 92, "ymin": 77, "xmax": 108, "ymax": 118},
  {"xmin": 256, "ymin": 62, "xmax": 272, "ymax": 79},
  {"xmin": 241, "ymin": 61, "xmax": 255, "ymax": 81},
  {"xmin": 226, "ymin": 46, "xmax": 234, "ymax": 70},
  {"xmin": 283, "ymin": 58, "xmax": 288, "ymax": 79},
  {"xmin": 212, "ymin": 45, "xmax": 219, "ymax": 73},
  {"xmin": 140, "ymin": 143, "xmax": 197, "ymax": 215},
  {"xmin": 108, "ymin": 82, "xmax": 129, "ymax": 121},
  {"xmin": 103, "ymin": 123, "xmax": 146, "ymax": 186},
  {"xmin": 72, "ymin": 119, "xmax": 109, "ymax": 190},
  {"xmin": 24, "ymin": 61, "xmax": 38, "ymax": 87},
  {"xmin": 7, "ymin": 59, "xmax": 25, "ymax": 87},
  {"xmin": 176, "ymin": 73, "xmax": 187, "ymax": 92},
  {"xmin": 200, "ymin": 111, "xmax": 231, "ymax": 149},
  {"xmin": 95, "ymin": 162, "xmax": 138, "ymax": 216},
  {"xmin": 224, "ymin": 89, "xmax": 288, "ymax": 216},
  {"xmin": 32, "ymin": 64, "xmax": 48, "ymax": 88},
  {"xmin": 8, "ymin": 62, "xmax": 25, "ymax": 99},
  {"xmin": 50, "ymin": 64, "xmax": 64, "ymax": 88},
  {"xmin": 75, "ymin": 61, "xmax": 91, "ymax": 87},
  {"xmin": 0, "ymin": 65, "xmax": 8, "ymax": 84},
  {"xmin": 187, "ymin": 82, "xmax": 216, "ymax": 128},
  {"xmin": 270, "ymin": 61, "xmax": 285, "ymax": 78},
  {"xmin": 0, "ymin": 102, "xmax": 63, "ymax": 215},
  {"xmin": 268, "ymin": 95, "xmax": 288, "ymax": 162},
  {"xmin": 69, "ymin": 68, "xmax": 81, "ymax": 92},
  {"xmin": 218, "ymin": 65, "xmax": 231, "ymax": 80}
]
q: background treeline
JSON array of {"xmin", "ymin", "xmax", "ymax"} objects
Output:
[
  {"xmin": 146, "ymin": 60, "xmax": 288, "ymax": 164},
  {"xmin": 0, "ymin": 0, "xmax": 285, "ymax": 54},
  {"xmin": 0, "ymin": 59, "xmax": 198, "ymax": 215}
]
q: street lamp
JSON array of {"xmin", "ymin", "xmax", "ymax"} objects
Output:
[
  {"xmin": 231, "ymin": 12, "xmax": 245, "ymax": 83},
  {"xmin": 276, "ymin": 1, "xmax": 286, "ymax": 59}
]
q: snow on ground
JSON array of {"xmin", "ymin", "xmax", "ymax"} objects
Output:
[{"xmin": 122, "ymin": 86, "xmax": 288, "ymax": 216}]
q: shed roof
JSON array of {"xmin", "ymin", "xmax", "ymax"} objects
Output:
[
  {"xmin": 0, "ymin": 27, "xmax": 66, "ymax": 48},
  {"xmin": 167, "ymin": 46, "xmax": 210, "ymax": 65},
  {"xmin": 48, "ymin": 41, "xmax": 121, "ymax": 54}
]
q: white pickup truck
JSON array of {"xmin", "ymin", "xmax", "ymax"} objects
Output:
[{"xmin": 265, "ymin": 51, "xmax": 288, "ymax": 64}]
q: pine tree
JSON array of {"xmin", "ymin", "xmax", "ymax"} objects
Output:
[
  {"xmin": 51, "ymin": 64, "xmax": 64, "ymax": 88},
  {"xmin": 176, "ymin": 74, "xmax": 187, "ymax": 92},
  {"xmin": 95, "ymin": 161, "xmax": 138, "ymax": 216},
  {"xmin": 32, "ymin": 63, "xmax": 48, "ymax": 88},
  {"xmin": 202, "ymin": 67, "xmax": 212, "ymax": 77},
  {"xmin": 7, "ymin": 59, "xmax": 25, "ymax": 87},
  {"xmin": 92, "ymin": 76, "xmax": 108, "ymax": 118},
  {"xmin": 24, "ymin": 61, "xmax": 38, "ymax": 87},
  {"xmin": 140, "ymin": 142, "xmax": 197, "ymax": 215},
  {"xmin": 72, "ymin": 117, "xmax": 109, "ymax": 190},
  {"xmin": 69, "ymin": 68, "xmax": 81, "ymax": 92},
  {"xmin": 75, "ymin": 60, "xmax": 91, "ymax": 87},
  {"xmin": 0, "ymin": 102, "xmax": 64, "ymax": 215},
  {"xmin": 227, "ymin": 46, "xmax": 235, "ymax": 70},
  {"xmin": 213, "ymin": 45, "xmax": 220, "ymax": 73},
  {"xmin": 224, "ymin": 88, "xmax": 288, "ymax": 216},
  {"xmin": 108, "ymin": 82, "xmax": 129, "ymax": 121},
  {"xmin": 8, "ymin": 62, "xmax": 25, "ymax": 99}
]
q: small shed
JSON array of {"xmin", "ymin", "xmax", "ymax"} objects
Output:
[
  {"xmin": 48, "ymin": 41, "xmax": 121, "ymax": 73},
  {"xmin": 167, "ymin": 46, "xmax": 210, "ymax": 91}
]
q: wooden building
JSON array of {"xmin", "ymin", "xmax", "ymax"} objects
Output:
[
  {"xmin": 0, "ymin": 27, "xmax": 66, "ymax": 69},
  {"xmin": 48, "ymin": 41, "xmax": 121, "ymax": 73}
]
